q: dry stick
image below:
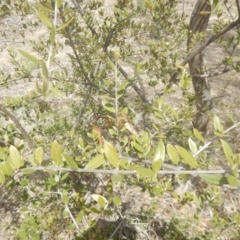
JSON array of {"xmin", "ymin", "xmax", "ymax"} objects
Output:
[
  {"xmin": 0, "ymin": 106, "xmax": 35, "ymax": 150},
  {"xmin": 168, "ymin": 0, "xmax": 240, "ymax": 87}
]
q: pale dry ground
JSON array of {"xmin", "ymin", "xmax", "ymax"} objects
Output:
[{"xmin": 1, "ymin": 0, "xmax": 240, "ymax": 239}]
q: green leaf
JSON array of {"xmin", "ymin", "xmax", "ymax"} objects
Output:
[
  {"xmin": 36, "ymin": 11, "xmax": 52, "ymax": 28},
  {"xmin": 167, "ymin": 144, "xmax": 180, "ymax": 165},
  {"xmin": 50, "ymin": 25, "xmax": 56, "ymax": 45},
  {"xmin": 153, "ymin": 140, "xmax": 165, "ymax": 164},
  {"xmin": 98, "ymin": 196, "xmax": 107, "ymax": 208},
  {"xmin": 34, "ymin": 147, "xmax": 43, "ymax": 165},
  {"xmin": 152, "ymin": 159, "xmax": 161, "ymax": 173},
  {"xmin": 66, "ymin": 224, "xmax": 75, "ymax": 230},
  {"xmin": 84, "ymin": 154, "xmax": 105, "ymax": 169},
  {"xmin": 102, "ymin": 100, "xmax": 115, "ymax": 113},
  {"xmin": 9, "ymin": 145, "xmax": 21, "ymax": 169},
  {"xmin": 0, "ymin": 171, "xmax": 5, "ymax": 184},
  {"xmin": 51, "ymin": 141, "xmax": 62, "ymax": 166},
  {"xmin": 17, "ymin": 230, "xmax": 28, "ymax": 239},
  {"xmin": 231, "ymin": 165, "xmax": 238, "ymax": 178},
  {"xmin": 92, "ymin": 194, "xmax": 108, "ymax": 208},
  {"xmin": 188, "ymin": 138, "xmax": 197, "ymax": 154},
  {"xmin": 36, "ymin": 80, "xmax": 43, "ymax": 95},
  {"xmin": 42, "ymin": 76, "xmax": 49, "ymax": 96},
  {"xmin": 193, "ymin": 128, "xmax": 205, "ymax": 143},
  {"xmin": 76, "ymin": 211, "xmax": 84, "ymax": 223},
  {"xmin": 63, "ymin": 154, "xmax": 78, "ymax": 169},
  {"xmin": 78, "ymin": 138, "xmax": 84, "ymax": 148},
  {"xmin": 42, "ymin": 60, "xmax": 49, "ymax": 78},
  {"xmin": 176, "ymin": 146, "xmax": 198, "ymax": 168},
  {"xmin": 113, "ymin": 196, "xmax": 122, "ymax": 206},
  {"xmin": 56, "ymin": 17, "xmax": 75, "ymax": 31},
  {"xmin": 108, "ymin": 57, "xmax": 116, "ymax": 70},
  {"xmin": 227, "ymin": 174, "xmax": 238, "ymax": 188},
  {"xmin": 213, "ymin": 115, "xmax": 224, "ymax": 133},
  {"xmin": 62, "ymin": 193, "xmax": 69, "ymax": 205},
  {"xmin": 136, "ymin": 167, "xmax": 155, "ymax": 177},
  {"xmin": 104, "ymin": 141, "xmax": 119, "ymax": 168},
  {"xmin": 0, "ymin": 148, "xmax": 7, "ymax": 161},
  {"xmin": 132, "ymin": 142, "xmax": 143, "ymax": 153},
  {"xmin": 0, "ymin": 162, "xmax": 13, "ymax": 176},
  {"xmin": 233, "ymin": 154, "xmax": 240, "ymax": 165},
  {"xmin": 35, "ymin": 3, "xmax": 53, "ymax": 12},
  {"xmin": 111, "ymin": 174, "xmax": 124, "ymax": 183},
  {"xmin": 200, "ymin": 174, "xmax": 227, "ymax": 185},
  {"xmin": 90, "ymin": 206, "xmax": 102, "ymax": 214},
  {"xmin": 18, "ymin": 50, "xmax": 41, "ymax": 65},
  {"xmin": 56, "ymin": 0, "xmax": 63, "ymax": 8},
  {"xmin": 221, "ymin": 139, "xmax": 234, "ymax": 166}
]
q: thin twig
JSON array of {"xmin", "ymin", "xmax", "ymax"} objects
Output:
[
  {"xmin": 0, "ymin": 106, "xmax": 35, "ymax": 150},
  {"xmin": 169, "ymin": 6, "xmax": 240, "ymax": 86},
  {"xmin": 21, "ymin": 166, "xmax": 237, "ymax": 175}
]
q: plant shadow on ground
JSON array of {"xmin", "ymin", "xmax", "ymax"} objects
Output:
[
  {"xmin": 78, "ymin": 218, "xmax": 137, "ymax": 240},
  {"xmin": 77, "ymin": 218, "xmax": 209, "ymax": 240}
]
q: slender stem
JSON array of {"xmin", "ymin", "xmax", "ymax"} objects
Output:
[
  {"xmin": 0, "ymin": 106, "xmax": 35, "ymax": 150},
  {"xmin": 21, "ymin": 166, "xmax": 237, "ymax": 176}
]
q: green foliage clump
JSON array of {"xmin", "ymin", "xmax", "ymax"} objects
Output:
[{"xmin": 0, "ymin": 0, "xmax": 240, "ymax": 239}]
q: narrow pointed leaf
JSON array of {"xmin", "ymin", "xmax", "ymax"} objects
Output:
[
  {"xmin": 84, "ymin": 154, "xmax": 105, "ymax": 169},
  {"xmin": 193, "ymin": 128, "xmax": 205, "ymax": 143},
  {"xmin": 0, "ymin": 162, "xmax": 13, "ymax": 176},
  {"xmin": 213, "ymin": 115, "xmax": 224, "ymax": 132},
  {"xmin": 111, "ymin": 174, "xmax": 124, "ymax": 182},
  {"xmin": 56, "ymin": 0, "xmax": 63, "ymax": 8},
  {"xmin": 200, "ymin": 174, "xmax": 227, "ymax": 185},
  {"xmin": 188, "ymin": 138, "xmax": 197, "ymax": 154},
  {"xmin": 10, "ymin": 145, "xmax": 21, "ymax": 169},
  {"xmin": 42, "ymin": 76, "xmax": 48, "ymax": 96},
  {"xmin": 63, "ymin": 154, "xmax": 78, "ymax": 169},
  {"xmin": 56, "ymin": 17, "xmax": 75, "ymax": 31},
  {"xmin": 92, "ymin": 194, "xmax": 108, "ymax": 208},
  {"xmin": 98, "ymin": 196, "xmax": 107, "ymax": 208},
  {"xmin": 51, "ymin": 141, "xmax": 62, "ymax": 165},
  {"xmin": 231, "ymin": 165, "xmax": 239, "ymax": 178},
  {"xmin": 102, "ymin": 100, "xmax": 115, "ymax": 113},
  {"xmin": 36, "ymin": 11, "xmax": 52, "ymax": 28},
  {"xmin": 176, "ymin": 146, "xmax": 198, "ymax": 168},
  {"xmin": 50, "ymin": 25, "xmax": 56, "ymax": 45},
  {"xmin": 18, "ymin": 50, "xmax": 41, "ymax": 65},
  {"xmin": 136, "ymin": 167, "xmax": 155, "ymax": 177},
  {"xmin": 167, "ymin": 144, "xmax": 180, "ymax": 165},
  {"xmin": 42, "ymin": 60, "xmax": 49, "ymax": 78},
  {"xmin": 152, "ymin": 159, "xmax": 161, "ymax": 173},
  {"xmin": 153, "ymin": 140, "xmax": 165, "ymax": 165},
  {"xmin": 36, "ymin": 80, "xmax": 43, "ymax": 95},
  {"xmin": 76, "ymin": 211, "xmax": 84, "ymax": 223},
  {"xmin": 34, "ymin": 147, "xmax": 43, "ymax": 165},
  {"xmin": 221, "ymin": 139, "xmax": 234, "ymax": 166},
  {"xmin": 226, "ymin": 174, "xmax": 238, "ymax": 188},
  {"xmin": 62, "ymin": 193, "xmax": 69, "ymax": 204},
  {"xmin": 104, "ymin": 141, "xmax": 119, "ymax": 168}
]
